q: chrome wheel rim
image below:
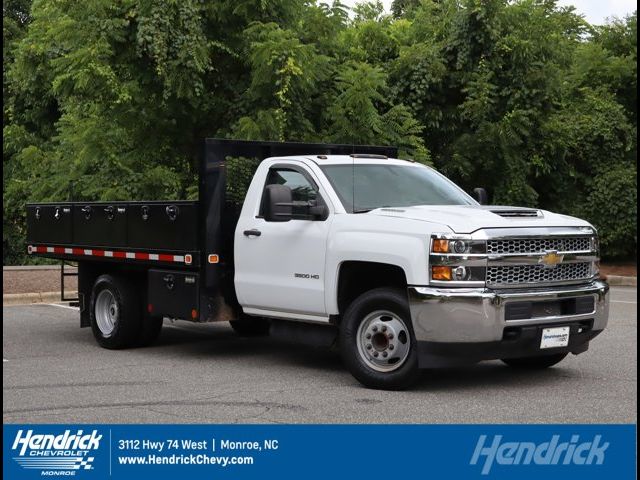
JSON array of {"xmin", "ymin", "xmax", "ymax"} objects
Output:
[
  {"xmin": 95, "ymin": 290, "xmax": 118, "ymax": 337},
  {"xmin": 356, "ymin": 310, "xmax": 411, "ymax": 372}
]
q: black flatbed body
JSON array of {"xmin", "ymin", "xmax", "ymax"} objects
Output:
[{"xmin": 26, "ymin": 200, "xmax": 200, "ymax": 268}]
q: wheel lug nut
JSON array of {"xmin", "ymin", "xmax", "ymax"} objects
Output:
[
  {"xmin": 389, "ymin": 344, "xmax": 394, "ymax": 350},
  {"xmin": 373, "ymin": 352, "xmax": 379, "ymax": 357},
  {"xmin": 388, "ymin": 333, "xmax": 394, "ymax": 339},
  {"xmin": 382, "ymin": 352, "xmax": 388, "ymax": 358},
  {"xmin": 366, "ymin": 344, "xmax": 372, "ymax": 350},
  {"xmin": 381, "ymin": 325, "xmax": 387, "ymax": 332},
  {"xmin": 366, "ymin": 333, "xmax": 372, "ymax": 339},
  {"xmin": 372, "ymin": 326, "xmax": 378, "ymax": 332}
]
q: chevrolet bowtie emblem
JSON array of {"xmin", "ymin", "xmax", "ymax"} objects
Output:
[{"xmin": 539, "ymin": 250, "xmax": 564, "ymax": 268}]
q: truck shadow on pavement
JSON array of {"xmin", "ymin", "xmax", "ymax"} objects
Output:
[
  {"xmin": 149, "ymin": 322, "xmax": 346, "ymax": 373},
  {"xmin": 146, "ymin": 322, "xmax": 575, "ymax": 391},
  {"xmin": 414, "ymin": 364, "xmax": 573, "ymax": 392}
]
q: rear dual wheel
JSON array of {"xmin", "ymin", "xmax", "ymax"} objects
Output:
[{"xmin": 90, "ymin": 274, "xmax": 162, "ymax": 349}]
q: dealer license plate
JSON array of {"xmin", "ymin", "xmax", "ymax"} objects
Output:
[{"xmin": 540, "ymin": 326, "xmax": 570, "ymax": 349}]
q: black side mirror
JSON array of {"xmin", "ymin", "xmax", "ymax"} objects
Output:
[
  {"xmin": 263, "ymin": 184, "xmax": 293, "ymax": 222},
  {"xmin": 473, "ymin": 187, "xmax": 488, "ymax": 205},
  {"xmin": 309, "ymin": 203, "xmax": 328, "ymax": 220}
]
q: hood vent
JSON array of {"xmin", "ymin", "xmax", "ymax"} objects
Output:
[{"xmin": 489, "ymin": 208, "xmax": 543, "ymax": 218}]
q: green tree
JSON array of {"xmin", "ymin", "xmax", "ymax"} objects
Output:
[{"xmin": 3, "ymin": 1, "xmax": 637, "ymax": 263}]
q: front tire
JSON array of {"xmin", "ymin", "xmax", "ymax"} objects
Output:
[
  {"xmin": 340, "ymin": 288, "xmax": 419, "ymax": 390},
  {"xmin": 501, "ymin": 353, "xmax": 568, "ymax": 369},
  {"xmin": 90, "ymin": 274, "xmax": 141, "ymax": 349}
]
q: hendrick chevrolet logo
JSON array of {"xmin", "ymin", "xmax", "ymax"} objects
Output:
[{"xmin": 539, "ymin": 250, "xmax": 564, "ymax": 268}]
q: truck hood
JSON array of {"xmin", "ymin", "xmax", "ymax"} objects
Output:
[{"xmin": 367, "ymin": 205, "xmax": 593, "ymax": 234}]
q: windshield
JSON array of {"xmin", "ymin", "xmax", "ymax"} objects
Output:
[{"xmin": 320, "ymin": 164, "xmax": 475, "ymax": 213}]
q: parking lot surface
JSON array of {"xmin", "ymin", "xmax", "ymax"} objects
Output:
[{"xmin": 3, "ymin": 287, "xmax": 636, "ymax": 424}]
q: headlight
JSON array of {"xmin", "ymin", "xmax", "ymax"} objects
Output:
[
  {"xmin": 429, "ymin": 234, "xmax": 486, "ymax": 285},
  {"xmin": 431, "ymin": 266, "xmax": 470, "ymax": 281},
  {"xmin": 452, "ymin": 240, "xmax": 467, "ymax": 254},
  {"xmin": 453, "ymin": 266, "xmax": 468, "ymax": 281},
  {"xmin": 432, "ymin": 239, "xmax": 450, "ymax": 253},
  {"xmin": 432, "ymin": 266, "xmax": 453, "ymax": 280},
  {"xmin": 430, "ymin": 237, "xmax": 485, "ymax": 254},
  {"xmin": 430, "ymin": 265, "xmax": 484, "ymax": 283}
]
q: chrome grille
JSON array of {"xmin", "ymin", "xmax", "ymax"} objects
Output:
[
  {"xmin": 487, "ymin": 237, "xmax": 592, "ymax": 254},
  {"xmin": 487, "ymin": 262, "xmax": 592, "ymax": 286}
]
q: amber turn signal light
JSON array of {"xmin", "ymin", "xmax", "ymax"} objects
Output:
[
  {"xmin": 432, "ymin": 239, "xmax": 449, "ymax": 253},
  {"xmin": 432, "ymin": 266, "xmax": 452, "ymax": 281}
]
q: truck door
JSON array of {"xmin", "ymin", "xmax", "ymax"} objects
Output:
[{"xmin": 234, "ymin": 164, "xmax": 332, "ymax": 319}]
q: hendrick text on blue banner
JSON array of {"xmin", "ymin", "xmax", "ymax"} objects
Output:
[{"xmin": 3, "ymin": 424, "xmax": 635, "ymax": 479}]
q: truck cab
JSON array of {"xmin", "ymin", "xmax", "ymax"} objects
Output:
[{"xmin": 234, "ymin": 154, "xmax": 609, "ymax": 388}]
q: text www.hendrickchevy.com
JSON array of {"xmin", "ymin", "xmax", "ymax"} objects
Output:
[{"xmin": 118, "ymin": 454, "xmax": 254, "ymax": 466}]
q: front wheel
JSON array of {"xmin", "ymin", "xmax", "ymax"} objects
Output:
[
  {"xmin": 501, "ymin": 353, "xmax": 568, "ymax": 369},
  {"xmin": 340, "ymin": 288, "xmax": 419, "ymax": 390}
]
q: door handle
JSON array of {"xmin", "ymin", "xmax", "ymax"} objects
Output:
[{"xmin": 243, "ymin": 229, "xmax": 262, "ymax": 237}]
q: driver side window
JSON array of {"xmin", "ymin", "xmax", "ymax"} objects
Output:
[
  {"xmin": 267, "ymin": 169, "xmax": 317, "ymax": 202},
  {"xmin": 260, "ymin": 167, "xmax": 319, "ymax": 218}
]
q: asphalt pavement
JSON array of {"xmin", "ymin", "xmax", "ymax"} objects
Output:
[{"xmin": 3, "ymin": 287, "xmax": 636, "ymax": 424}]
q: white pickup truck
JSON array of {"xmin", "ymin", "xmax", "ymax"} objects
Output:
[{"xmin": 26, "ymin": 139, "xmax": 609, "ymax": 389}]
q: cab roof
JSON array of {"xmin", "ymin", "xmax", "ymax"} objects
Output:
[{"xmin": 266, "ymin": 154, "xmax": 417, "ymax": 166}]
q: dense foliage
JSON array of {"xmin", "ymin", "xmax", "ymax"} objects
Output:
[{"xmin": 3, "ymin": 0, "xmax": 637, "ymax": 263}]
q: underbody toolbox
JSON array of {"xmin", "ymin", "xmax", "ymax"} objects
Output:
[{"xmin": 147, "ymin": 269, "xmax": 200, "ymax": 321}]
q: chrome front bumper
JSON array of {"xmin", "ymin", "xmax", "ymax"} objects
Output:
[{"xmin": 408, "ymin": 280, "xmax": 609, "ymax": 344}]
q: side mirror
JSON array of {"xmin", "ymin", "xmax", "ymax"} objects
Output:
[
  {"xmin": 309, "ymin": 203, "xmax": 328, "ymax": 220},
  {"xmin": 473, "ymin": 187, "xmax": 488, "ymax": 205},
  {"xmin": 263, "ymin": 184, "xmax": 293, "ymax": 222}
]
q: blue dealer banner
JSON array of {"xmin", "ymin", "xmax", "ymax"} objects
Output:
[{"xmin": 3, "ymin": 424, "xmax": 636, "ymax": 479}]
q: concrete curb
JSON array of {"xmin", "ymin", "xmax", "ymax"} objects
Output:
[
  {"xmin": 604, "ymin": 275, "xmax": 637, "ymax": 287},
  {"xmin": 3, "ymin": 291, "xmax": 77, "ymax": 306}
]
